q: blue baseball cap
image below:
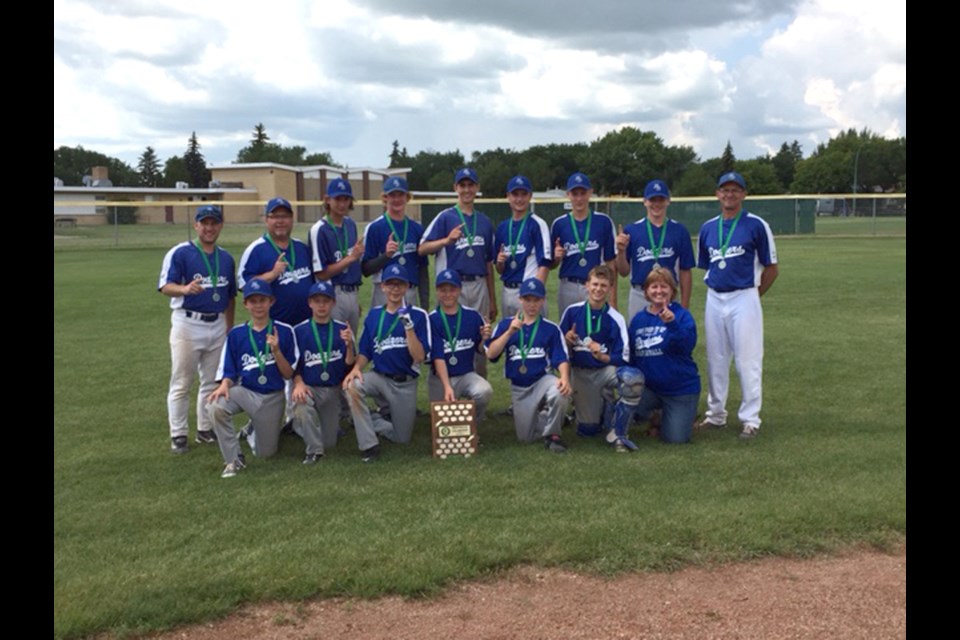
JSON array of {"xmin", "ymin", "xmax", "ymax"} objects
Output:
[
  {"xmin": 436, "ymin": 269, "xmax": 462, "ymax": 288},
  {"xmin": 506, "ymin": 175, "xmax": 532, "ymax": 193},
  {"xmin": 454, "ymin": 167, "xmax": 479, "ymax": 184},
  {"xmin": 519, "ymin": 278, "xmax": 546, "ymax": 299},
  {"xmin": 643, "ymin": 179, "xmax": 671, "ymax": 200},
  {"xmin": 195, "ymin": 205, "xmax": 223, "ymax": 223},
  {"xmin": 383, "ymin": 176, "xmax": 409, "ymax": 194},
  {"xmin": 243, "ymin": 278, "xmax": 274, "ymax": 300},
  {"xmin": 308, "ymin": 281, "xmax": 336, "ymax": 300},
  {"xmin": 326, "ymin": 178, "xmax": 353, "ymax": 198},
  {"xmin": 566, "ymin": 172, "xmax": 591, "ymax": 191},
  {"xmin": 717, "ymin": 171, "xmax": 747, "ymax": 190},
  {"xmin": 265, "ymin": 197, "xmax": 293, "ymax": 216},
  {"xmin": 382, "ymin": 264, "xmax": 413, "ymax": 284}
]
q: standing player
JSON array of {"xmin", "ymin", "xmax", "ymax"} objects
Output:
[
  {"xmin": 238, "ymin": 197, "xmax": 313, "ymax": 326},
  {"xmin": 419, "ymin": 167, "xmax": 497, "ymax": 376},
  {"xmin": 493, "ymin": 175, "xmax": 552, "ymax": 319},
  {"xmin": 486, "ymin": 278, "xmax": 572, "ymax": 453},
  {"xmin": 342, "ymin": 265, "xmax": 431, "ymax": 462},
  {"xmin": 696, "ymin": 172, "xmax": 779, "ymax": 440},
  {"xmin": 308, "ymin": 178, "xmax": 363, "ymax": 334},
  {"xmin": 158, "ymin": 205, "xmax": 237, "ymax": 454},
  {"xmin": 428, "ymin": 270, "xmax": 493, "ymax": 421},
  {"xmin": 207, "ymin": 278, "xmax": 297, "ymax": 478},
  {"xmin": 615, "ymin": 179, "xmax": 695, "ymax": 321},
  {"xmin": 291, "ymin": 281, "xmax": 356, "ymax": 464},
  {"xmin": 551, "ymin": 172, "xmax": 617, "ymax": 318},
  {"xmin": 362, "ymin": 176, "xmax": 429, "ymax": 310},
  {"xmin": 558, "ymin": 265, "xmax": 630, "ymax": 438}
]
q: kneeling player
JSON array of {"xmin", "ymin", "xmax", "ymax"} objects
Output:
[
  {"xmin": 429, "ymin": 269, "xmax": 494, "ymax": 420},
  {"xmin": 486, "ymin": 278, "xmax": 572, "ymax": 452},
  {"xmin": 559, "ymin": 265, "xmax": 629, "ymax": 438},
  {"xmin": 291, "ymin": 281, "xmax": 356, "ymax": 464},
  {"xmin": 342, "ymin": 265, "xmax": 431, "ymax": 462},
  {"xmin": 207, "ymin": 278, "xmax": 297, "ymax": 478}
]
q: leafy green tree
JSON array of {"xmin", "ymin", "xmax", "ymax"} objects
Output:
[
  {"xmin": 672, "ymin": 163, "xmax": 716, "ymax": 196},
  {"xmin": 162, "ymin": 155, "xmax": 189, "ymax": 187},
  {"xmin": 53, "ymin": 145, "xmax": 138, "ymax": 186},
  {"xmin": 137, "ymin": 146, "xmax": 162, "ymax": 187},
  {"xmin": 235, "ymin": 123, "xmax": 337, "ymax": 166},
  {"xmin": 791, "ymin": 129, "xmax": 905, "ymax": 193},
  {"xmin": 184, "ymin": 132, "xmax": 210, "ymax": 188},
  {"xmin": 737, "ymin": 158, "xmax": 785, "ymax": 194},
  {"xmin": 406, "ymin": 149, "xmax": 465, "ymax": 191},
  {"xmin": 772, "ymin": 141, "xmax": 803, "ymax": 192},
  {"xmin": 582, "ymin": 127, "xmax": 695, "ymax": 196}
]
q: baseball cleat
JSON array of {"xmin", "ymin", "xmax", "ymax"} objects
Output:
[
  {"xmin": 695, "ymin": 417, "xmax": 726, "ymax": 431},
  {"xmin": 220, "ymin": 461, "xmax": 242, "ymax": 478},
  {"xmin": 544, "ymin": 435, "xmax": 568, "ymax": 454},
  {"xmin": 360, "ymin": 445, "xmax": 380, "ymax": 463},
  {"xmin": 195, "ymin": 430, "xmax": 217, "ymax": 444},
  {"xmin": 170, "ymin": 436, "xmax": 189, "ymax": 454},
  {"xmin": 739, "ymin": 425, "xmax": 759, "ymax": 440},
  {"xmin": 302, "ymin": 453, "xmax": 324, "ymax": 465}
]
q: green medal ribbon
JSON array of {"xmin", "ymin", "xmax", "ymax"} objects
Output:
[
  {"xmin": 644, "ymin": 219, "xmax": 668, "ymax": 259},
  {"xmin": 717, "ymin": 211, "xmax": 743, "ymax": 259},
  {"xmin": 246, "ymin": 320, "xmax": 274, "ymax": 378},
  {"xmin": 585, "ymin": 304, "xmax": 606, "ymax": 337},
  {"xmin": 374, "ymin": 308, "xmax": 404, "ymax": 352},
  {"xmin": 567, "ymin": 211, "xmax": 593, "ymax": 261},
  {"xmin": 192, "ymin": 240, "xmax": 220, "ymax": 295},
  {"xmin": 383, "ymin": 213, "xmax": 409, "ymax": 253},
  {"xmin": 508, "ymin": 211, "xmax": 530, "ymax": 260},
  {"xmin": 436, "ymin": 305, "xmax": 463, "ymax": 359},
  {"xmin": 517, "ymin": 315, "xmax": 542, "ymax": 368},
  {"xmin": 325, "ymin": 216, "xmax": 350, "ymax": 259},
  {"xmin": 263, "ymin": 233, "xmax": 295, "ymax": 271},
  {"xmin": 454, "ymin": 205, "xmax": 478, "ymax": 252},
  {"xmin": 310, "ymin": 318, "xmax": 334, "ymax": 372}
]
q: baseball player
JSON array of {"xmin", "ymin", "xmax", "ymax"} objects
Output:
[
  {"xmin": 428, "ymin": 269, "xmax": 494, "ymax": 421},
  {"xmin": 342, "ymin": 264, "xmax": 431, "ymax": 462},
  {"xmin": 207, "ymin": 278, "xmax": 297, "ymax": 478},
  {"xmin": 493, "ymin": 175, "xmax": 552, "ymax": 319},
  {"xmin": 486, "ymin": 278, "xmax": 572, "ymax": 453},
  {"xmin": 696, "ymin": 171, "xmax": 779, "ymax": 440},
  {"xmin": 419, "ymin": 167, "xmax": 498, "ymax": 377},
  {"xmin": 361, "ymin": 176, "xmax": 429, "ymax": 310},
  {"xmin": 558, "ymin": 265, "xmax": 630, "ymax": 438},
  {"xmin": 615, "ymin": 179, "xmax": 695, "ymax": 321},
  {"xmin": 550, "ymin": 172, "xmax": 618, "ymax": 318},
  {"xmin": 308, "ymin": 178, "xmax": 363, "ymax": 334},
  {"xmin": 609, "ymin": 265, "xmax": 701, "ymax": 450},
  {"xmin": 291, "ymin": 281, "xmax": 356, "ymax": 464},
  {"xmin": 158, "ymin": 205, "xmax": 237, "ymax": 454}
]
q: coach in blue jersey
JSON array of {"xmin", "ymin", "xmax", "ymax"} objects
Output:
[
  {"xmin": 362, "ymin": 176, "xmax": 429, "ymax": 310},
  {"xmin": 494, "ymin": 175, "xmax": 552, "ymax": 319},
  {"xmin": 343, "ymin": 265, "xmax": 431, "ymax": 462},
  {"xmin": 308, "ymin": 179, "xmax": 363, "ymax": 334},
  {"xmin": 550, "ymin": 172, "xmax": 618, "ymax": 317},
  {"xmin": 238, "ymin": 197, "xmax": 313, "ymax": 326},
  {"xmin": 615, "ymin": 179, "xmax": 695, "ymax": 320},
  {"xmin": 696, "ymin": 172, "xmax": 779, "ymax": 440},
  {"xmin": 159, "ymin": 205, "xmax": 237, "ymax": 454}
]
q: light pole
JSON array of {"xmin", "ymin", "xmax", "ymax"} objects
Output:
[{"xmin": 852, "ymin": 144, "xmax": 864, "ymax": 217}]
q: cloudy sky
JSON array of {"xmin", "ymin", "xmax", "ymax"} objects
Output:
[{"xmin": 54, "ymin": 0, "xmax": 905, "ymax": 172}]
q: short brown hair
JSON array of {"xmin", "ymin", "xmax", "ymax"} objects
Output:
[
  {"xmin": 588, "ymin": 264, "xmax": 614, "ymax": 284},
  {"xmin": 642, "ymin": 265, "xmax": 678, "ymax": 301}
]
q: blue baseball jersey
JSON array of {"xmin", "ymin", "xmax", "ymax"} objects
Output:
[
  {"xmin": 216, "ymin": 321, "xmax": 298, "ymax": 394},
  {"xmin": 697, "ymin": 211, "xmax": 778, "ymax": 292},
  {"xmin": 293, "ymin": 318, "xmax": 353, "ymax": 387},
  {"xmin": 421, "ymin": 207, "xmax": 495, "ymax": 276},
  {"xmin": 487, "ymin": 316, "xmax": 569, "ymax": 388},
  {"xmin": 428, "ymin": 305, "xmax": 486, "ymax": 378},
  {"xmin": 622, "ymin": 218, "xmax": 695, "ymax": 286},
  {"xmin": 358, "ymin": 306, "xmax": 432, "ymax": 378},
  {"xmin": 158, "ymin": 242, "xmax": 237, "ymax": 313},
  {"xmin": 550, "ymin": 211, "xmax": 617, "ymax": 280},
  {"xmin": 558, "ymin": 301, "xmax": 629, "ymax": 369},
  {"xmin": 238, "ymin": 236, "xmax": 313, "ymax": 325},
  {"xmin": 308, "ymin": 217, "xmax": 362, "ymax": 286},
  {"xmin": 493, "ymin": 213, "xmax": 552, "ymax": 284},
  {"xmin": 362, "ymin": 214, "xmax": 426, "ymax": 284},
  {"xmin": 628, "ymin": 303, "xmax": 700, "ymax": 396}
]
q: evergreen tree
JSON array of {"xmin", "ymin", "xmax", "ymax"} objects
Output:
[
  {"xmin": 184, "ymin": 132, "xmax": 210, "ymax": 188},
  {"xmin": 137, "ymin": 146, "xmax": 161, "ymax": 187},
  {"xmin": 720, "ymin": 140, "xmax": 736, "ymax": 174}
]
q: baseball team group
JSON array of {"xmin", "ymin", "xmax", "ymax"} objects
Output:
[{"xmin": 158, "ymin": 167, "xmax": 778, "ymax": 478}]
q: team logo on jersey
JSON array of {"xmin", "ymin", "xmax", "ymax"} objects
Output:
[
  {"xmin": 303, "ymin": 349, "xmax": 344, "ymax": 366},
  {"xmin": 634, "ymin": 246, "xmax": 676, "ymax": 263},
  {"xmin": 241, "ymin": 353, "xmax": 276, "ymax": 371},
  {"xmin": 707, "ymin": 246, "xmax": 746, "ymax": 261}
]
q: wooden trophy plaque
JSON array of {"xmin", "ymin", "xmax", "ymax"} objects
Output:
[{"xmin": 430, "ymin": 400, "xmax": 478, "ymax": 459}]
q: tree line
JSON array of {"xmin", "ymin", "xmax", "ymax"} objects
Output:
[{"xmin": 55, "ymin": 124, "xmax": 905, "ymax": 196}]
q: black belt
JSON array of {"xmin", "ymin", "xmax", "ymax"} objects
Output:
[
  {"xmin": 503, "ymin": 281, "xmax": 521, "ymax": 289},
  {"xmin": 337, "ymin": 284, "xmax": 361, "ymax": 292},
  {"xmin": 562, "ymin": 277, "xmax": 587, "ymax": 285},
  {"xmin": 460, "ymin": 274, "xmax": 481, "ymax": 282},
  {"xmin": 184, "ymin": 310, "xmax": 220, "ymax": 322},
  {"xmin": 385, "ymin": 374, "xmax": 411, "ymax": 383}
]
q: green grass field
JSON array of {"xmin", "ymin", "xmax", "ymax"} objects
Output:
[{"xmin": 53, "ymin": 228, "xmax": 906, "ymax": 639}]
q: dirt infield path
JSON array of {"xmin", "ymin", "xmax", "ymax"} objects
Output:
[{"xmin": 152, "ymin": 545, "xmax": 905, "ymax": 639}]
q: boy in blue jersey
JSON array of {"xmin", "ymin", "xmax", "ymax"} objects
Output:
[
  {"xmin": 428, "ymin": 269, "xmax": 493, "ymax": 421},
  {"xmin": 308, "ymin": 179, "xmax": 364, "ymax": 334},
  {"xmin": 550, "ymin": 172, "xmax": 618, "ymax": 317},
  {"xmin": 494, "ymin": 175, "xmax": 552, "ymax": 319},
  {"xmin": 342, "ymin": 265, "xmax": 431, "ymax": 462},
  {"xmin": 486, "ymin": 278, "xmax": 572, "ymax": 453},
  {"xmin": 559, "ymin": 265, "xmax": 630, "ymax": 438},
  {"xmin": 291, "ymin": 281, "xmax": 356, "ymax": 464},
  {"xmin": 207, "ymin": 278, "xmax": 297, "ymax": 478},
  {"xmin": 158, "ymin": 205, "xmax": 237, "ymax": 454}
]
